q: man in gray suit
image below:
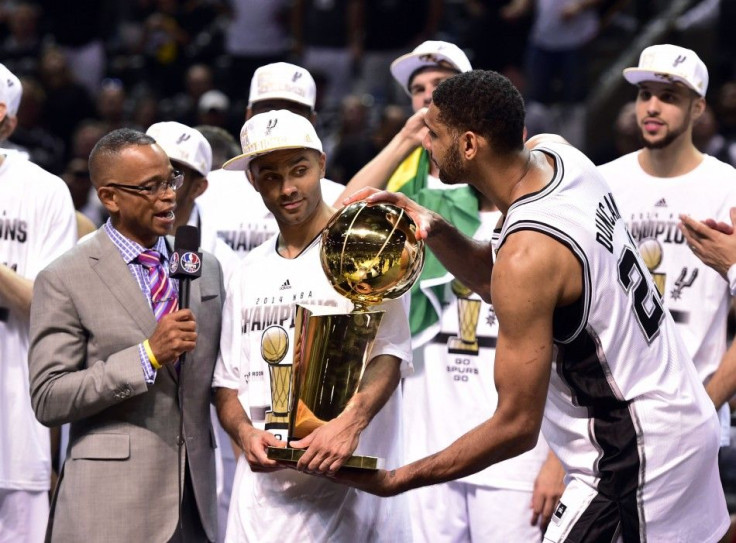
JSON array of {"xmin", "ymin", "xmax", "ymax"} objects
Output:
[{"xmin": 28, "ymin": 128, "xmax": 224, "ymax": 542}]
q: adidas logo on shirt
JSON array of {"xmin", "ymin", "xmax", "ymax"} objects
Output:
[
  {"xmin": 654, "ymin": 198, "xmax": 667, "ymax": 207},
  {"xmin": 280, "ymin": 279, "xmax": 292, "ymax": 290}
]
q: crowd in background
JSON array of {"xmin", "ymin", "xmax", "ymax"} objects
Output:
[{"xmin": 0, "ymin": 0, "xmax": 735, "ymax": 217}]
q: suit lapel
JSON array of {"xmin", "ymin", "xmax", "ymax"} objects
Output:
[{"xmin": 89, "ymin": 231, "xmax": 157, "ymax": 337}]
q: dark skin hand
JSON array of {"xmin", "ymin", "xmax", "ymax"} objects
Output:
[{"xmin": 147, "ymin": 309, "xmax": 197, "ymax": 365}]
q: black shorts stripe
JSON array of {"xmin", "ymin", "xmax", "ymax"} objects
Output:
[
  {"xmin": 558, "ymin": 327, "xmax": 644, "ymax": 541},
  {"xmin": 564, "ymin": 490, "xmax": 644, "ymax": 543}
]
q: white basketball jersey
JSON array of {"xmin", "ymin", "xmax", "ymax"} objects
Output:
[
  {"xmin": 0, "ymin": 153, "xmax": 76, "ymax": 491},
  {"xmin": 496, "ymin": 142, "xmax": 728, "ymax": 541}
]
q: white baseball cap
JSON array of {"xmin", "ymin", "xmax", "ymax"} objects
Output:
[
  {"xmin": 223, "ymin": 109, "xmax": 323, "ymax": 172},
  {"xmin": 198, "ymin": 89, "xmax": 230, "ymax": 113},
  {"xmin": 0, "ymin": 63, "xmax": 22, "ymax": 117},
  {"xmin": 146, "ymin": 121, "xmax": 213, "ymax": 177},
  {"xmin": 391, "ymin": 41, "xmax": 472, "ymax": 96},
  {"xmin": 248, "ymin": 62, "xmax": 316, "ymax": 109},
  {"xmin": 623, "ymin": 44, "xmax": 708, "ymax": 97}
]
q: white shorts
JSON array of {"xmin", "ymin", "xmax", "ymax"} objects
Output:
[
  {"xmin": 0, "ymin": 489, "xmax": 49, "ymax": 543},
  {"xmin": 407, "ymin": 480, "xmax": 543, "ymax": 543}
]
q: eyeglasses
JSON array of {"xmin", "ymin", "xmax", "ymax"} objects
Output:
[{"xmin": 106, "ymin": 171, "xmax": 184, "ymax": 196}]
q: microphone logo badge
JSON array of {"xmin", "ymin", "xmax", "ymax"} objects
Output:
[
  {"xmin": 169, "ymin": 252, "xmax": 180, "ymax": 274},
  {"xmin": 181, "ymin": 252, "xmax": 201, "ymax": 274}
]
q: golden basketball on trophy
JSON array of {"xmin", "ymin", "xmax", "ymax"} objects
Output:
[{"xmin": 267, "ymin": 202, "xmax": 424, "ymax": 469}]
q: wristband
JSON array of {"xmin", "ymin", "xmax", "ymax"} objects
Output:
[{"xmin": 143, "ymin": 340, "xmax": 162, "ymax": 370}]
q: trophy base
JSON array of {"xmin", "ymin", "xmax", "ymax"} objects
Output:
[
  {"xmin": 267, "ymin": 446, "xmax": 384, "ymax": 471},
  {"xmin": 447, "ymin": 336, "xmax": 479, "ymax": 355}
]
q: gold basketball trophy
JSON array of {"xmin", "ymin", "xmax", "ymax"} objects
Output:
[
  {"xmin": 267, "ymin": 201, "xmax": 424, "ymax": 470},
  {"xmin": 638, "ymin": 238, "xmax": 665, "ymax": 296},
  {"xmin": 447, "ymin": 279, "xmax": 482, "ymax": 355},
  {"xmin": 261, "ymin": 325, "xmax": 291, "ymax": 435}
]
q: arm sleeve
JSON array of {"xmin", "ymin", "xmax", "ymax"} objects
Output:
[
  {"xmin": 213, "ymin": 266, "xmax": 243, "ymax": 390},
  {"xmin": 369, "ymin": 294, "xmax": 413, "ymax": 377},
  {"xmin": 728, "ymin": 264, "xmax": 736, "ymax": 297}
]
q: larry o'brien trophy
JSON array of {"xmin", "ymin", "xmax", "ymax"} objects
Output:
[{"xmin": 266, "ymin": 201, "xmax": 424, "ymax": 470}]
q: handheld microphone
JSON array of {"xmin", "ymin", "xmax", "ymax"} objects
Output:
[{"xmin": 170, "ymin": 225, "xmax": 202, "ymax": 310}]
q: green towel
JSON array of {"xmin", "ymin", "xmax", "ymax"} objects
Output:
[{"xmin": 387, "ymin": 147, "xmax": 480, "ymax": 338}]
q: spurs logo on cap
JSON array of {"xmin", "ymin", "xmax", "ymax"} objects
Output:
[
  {"xmin": 673, "ymin": 55, "xmax": 687, "ymax": 68},
  {"xmin": 176, "ymin": 133, "xmax": 191, "ymax": 145},
  {"xmin": 266, "ymin": 118, "xmax": 278, "ymax": 135},
  {"xmin": 292, "ymin": 71, "xmax": 302, "ymax": 83}
]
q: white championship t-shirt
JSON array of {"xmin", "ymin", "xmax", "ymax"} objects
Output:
[
  {"xmin": 600, "ymin": 152, "xmax": 736, "ymax": 444},
  {"xmin": 213, "ymin": 234, "xmax": 412, "ymax": 542},
  {"xmin": 0, "ymin": 153, "xmax": 76, "ymax": 491}
]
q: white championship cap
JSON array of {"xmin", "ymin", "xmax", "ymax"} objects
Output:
[
  {"xmin": 198, "ymin": 89, "xmax": 230, "ymax": 113},
  {"xmin": 248, "ymin": 62, "xmax": 317, "ymax": 109},
  {"xmin": 623, "ymin": 44, "xmax": 708, "ymax": 97},
  {"xmin": 223, "ymin": 109, "xmax": 322, "ymax": 172},
  {"xmin": 390, "ymin": 40, "xmax": 472, "ymax": 96},
  {"xmin": 146, "ymin": 121, "xmax": 213, "ymax": 177},
  {"xmin": 0, "ymin": 63, "xmax": 23, "ymax": 117}
]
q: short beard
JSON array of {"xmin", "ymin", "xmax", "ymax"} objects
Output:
[
  {"xmin": 641, "ymin": 108, "xmax": 691, "ymax": 150},
  {"xmin": 437, "ymin": 138, "xmax": 466, "ymax": 185},
  {"xmin": 641, "ymin": 129, "xmax": 683, "ymax": 150}
]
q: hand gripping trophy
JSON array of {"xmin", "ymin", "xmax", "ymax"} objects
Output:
[{"xmin": 267, "ymin": 201, "xmax": 424, "ymax": 469}]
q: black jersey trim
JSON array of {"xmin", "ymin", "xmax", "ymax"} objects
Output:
[
  {"xmin": 498, "ymin": 221, "xmax": 591, "ymax": 344},
  {"xmin": 506, "ymin": 146, "xmax": 563, "ymax": 212}
]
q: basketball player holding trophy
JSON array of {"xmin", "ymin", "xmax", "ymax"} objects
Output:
[{"xmin": 213, "ymin": 109, "xmax": 416, "ymax": 542}]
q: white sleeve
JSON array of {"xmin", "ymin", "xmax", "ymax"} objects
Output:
[
  {"xmin": 369, "ymin": 295, "xmax": 413, "ymax": 377},
  {"xmin": 727, "ymin": 264, "xmax": 736, "ymax": 297},
  {"xmin": 36, "ymin": 178, "xmax": 77, "ymax": 275},
  {"xmin": 212, "ymin": 266, "xmax": 243, "ymax": 390}
]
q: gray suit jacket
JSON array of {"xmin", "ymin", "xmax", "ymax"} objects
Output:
[{"xmin": 29, "ymin": 229, "xmax": 224, "ymax": 543}]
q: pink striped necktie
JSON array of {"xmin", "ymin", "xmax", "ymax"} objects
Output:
[{"xmin": 137, "ymin": 250, "xmax": 179, "ymax": 321}]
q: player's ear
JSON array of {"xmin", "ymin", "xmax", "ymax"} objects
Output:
[
  {"xmin": 692, "ymin": 96, "xmax": 706, "ymax": 119},
  {"xmin": 460, "ymin": 131, "xmax": 479, "ymax": 160},
  {"xmin": 318, "ymin": 152, "xmax": 326, "ymax": 177}
]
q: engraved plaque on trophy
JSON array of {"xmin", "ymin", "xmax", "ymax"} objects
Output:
[{"xmin": 267, "ymin": 201, "xmax": 424, "ymax": 470}]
